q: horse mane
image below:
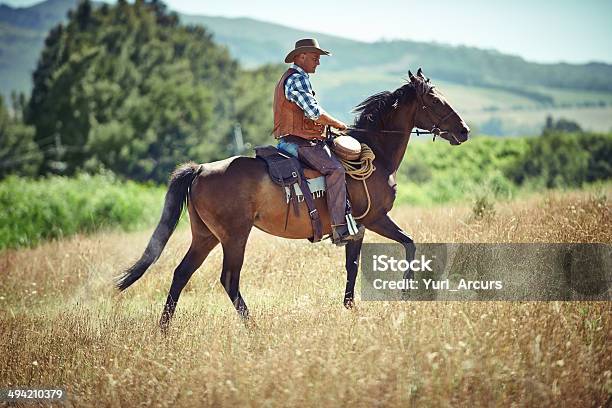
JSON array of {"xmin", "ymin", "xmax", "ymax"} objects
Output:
[{"xmin": 353, "ymin": 82, "xmax": 417, "ymax": 130}]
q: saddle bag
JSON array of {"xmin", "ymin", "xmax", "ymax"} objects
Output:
[{"xmin": 254, "ymin": 146, "xmax": 300, "ymax": 186}]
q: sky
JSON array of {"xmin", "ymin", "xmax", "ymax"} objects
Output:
[{"xmin": 5, "ymin": 0, "xmax": 612, "ymax": 64}]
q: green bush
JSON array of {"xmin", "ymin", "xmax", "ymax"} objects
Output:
[
  {"xmin": 577, "ymin": 133, "xmax": 612, "ymax": 183},
  {"xmin": 2, "ymin": 132, "xmax": 610, "ymax": 249},
  {"xmin": 395, "ymin": 132, "xmax": 611, "ymax": 206},
  {"xmin": 396, "ymin": 136, "xmax": 527, "ymax": 205},
  {"xmin": 0, "ymin": 173, "xmax": 165, "ymax": 249},
  {"xmin": 471, "ymin": 193, "xmax": 496, "ymax": 220},
  {"xmin": 509, "ymin": 131, "xmax": 612, "ymax": 188}
]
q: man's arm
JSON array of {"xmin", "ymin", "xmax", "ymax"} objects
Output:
[{"xmin": 285, "ymin": 73, "xmax": 347, "ymax": 130}]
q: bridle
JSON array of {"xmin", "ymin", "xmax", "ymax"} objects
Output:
[
  {"xmin": 347, "ymin": 79, "xmax": 460, "ymax": 143},
  {"xmin": 413, "ymin": 81, "xmax": 459, "ymax": 143}
]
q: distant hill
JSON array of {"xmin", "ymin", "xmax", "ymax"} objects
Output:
[
  {"xmin": 2, "ymin": 0, "xmax": 612, "ymax": 134},
  {"xmin": 153, "ymin": 14, "xmax": 612, "ymax": 134},
  {"xmin": 0, "ymin": 0, "xmax": 72, "ymax": 28},
  {"xmin": 0, "ymin": 0, "xmax": 73, "ymax": 96},
  {"xmin": 182, "ymin": 15, "xmax": 612, "ymax": 93}
]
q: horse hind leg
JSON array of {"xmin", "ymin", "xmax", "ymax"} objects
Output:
[
  {"xmin": 219, "ymin": 234, "xmax": 251, "ymax": 320},
  {"xmin": 159, "ymin": 233, "xmax": 219, "ymax": 332}
]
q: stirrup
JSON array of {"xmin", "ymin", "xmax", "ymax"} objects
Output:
[{"xmin": 332, "ymin": 223, "xmax": 365, "ymax": 246}]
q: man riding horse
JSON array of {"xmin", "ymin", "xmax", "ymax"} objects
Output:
[
  {"xmin": 117, "ymin": 44, "xmax": 471, "ymax": 328},
  {"xmin": 273, "ymin": 38, "xmax": 363, "ymax": 246}
]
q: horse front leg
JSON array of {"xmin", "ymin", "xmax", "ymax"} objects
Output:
[
  {"xmin": 366, "ymin": 214, "xmax": 416, "ymax": 280},
  {"xmin": 344, "ymin": 237, "xmax": 364, "ymax": 308}
]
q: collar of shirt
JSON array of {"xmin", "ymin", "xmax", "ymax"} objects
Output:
[{"xmin": 290, "ymin": 64, "xmax": 309, "ymax": 78}]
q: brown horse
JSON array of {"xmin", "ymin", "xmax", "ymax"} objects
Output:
[{"xmin": 116, "ymin": 68, "xmax": 470, "ymax": 329}]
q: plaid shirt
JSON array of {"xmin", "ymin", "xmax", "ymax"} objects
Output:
[{"xmin": 284, "ymin": 64, "xmax": 321, "ymax": 120}]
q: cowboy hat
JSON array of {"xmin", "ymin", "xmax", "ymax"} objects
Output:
[{"xmin": 284, "ymin": 38, "xmax": 331, "ymax": 63}]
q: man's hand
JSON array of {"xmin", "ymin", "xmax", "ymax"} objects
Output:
[{"xmin": 334, "ymin": 121, "xmax": 348, "ymax": 132}]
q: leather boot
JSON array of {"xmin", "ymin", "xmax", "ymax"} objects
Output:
[{"xmin": 332, "ymin": 223, "xmax": 365, "ymax": 246}]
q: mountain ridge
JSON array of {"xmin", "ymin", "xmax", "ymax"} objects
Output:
[{"xmin": 2, "ymin": 0, "xmax": 611, "ymax": 99}]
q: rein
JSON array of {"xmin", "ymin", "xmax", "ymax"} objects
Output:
[
  {"xmin": 346, "ymin": 126, "xmax": 445, "ymax": 141},
  {"xmin": 346, "ymin": 79, "xmax": 459, "ymax": 143}
]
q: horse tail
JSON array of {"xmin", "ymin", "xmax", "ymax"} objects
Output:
[{"xmin": 115, "ymin": 162, "xmax": 203, "ymax": 291}]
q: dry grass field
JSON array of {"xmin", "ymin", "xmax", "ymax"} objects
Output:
[{"xmin": 1, "ymin": 189, "xmax": 611, "ymax": 407}]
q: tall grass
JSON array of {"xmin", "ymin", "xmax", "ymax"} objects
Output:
[
  {"xmin": 0, "ymin": 173, "xmax": 165, "ymax": 250},
  {"xmin": 0, "ymin": 189, "xmax": 609, "ymax": 406}
]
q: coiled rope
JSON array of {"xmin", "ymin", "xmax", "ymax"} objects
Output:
[{"xmin": 339, "ymin": 143, "xmax": 375, "ymax": 220}]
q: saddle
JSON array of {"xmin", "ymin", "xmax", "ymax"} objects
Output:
[{"xmin": 255, "ymin": 146, "xmax": 323, "ymax": 242}]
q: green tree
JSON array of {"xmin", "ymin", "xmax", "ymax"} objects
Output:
[
  {"xmin": 509, "ymin": 131, "xmax": 595, "ymax": 188},
  {"xmin": 26, "ymin": 0, "xmax": 241, "ymax": 182},
  {"xmin": 543, "ymin": 115, "xmax": 582, "ymax": 134},
  {"xmin": 577, "ymin": 132, "xmax": 612, "ymax": 182},
  {"xmin": 0, "ymin": 97, "xmax": 41, "ymax": 178},
  {"xmin": 234, "ymin": 63, "xmax": 284, "ymax": 150}
]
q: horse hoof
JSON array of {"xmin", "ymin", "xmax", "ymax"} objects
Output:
[
  {"xmin": 159, "ymin": 319, "xmax": 171, "ymax": 336},
  {"xmin": 243, "ymin": 318, "xmax": 257, "ymax": 330}
]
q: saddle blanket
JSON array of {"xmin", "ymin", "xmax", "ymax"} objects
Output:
[{"xmin": 286, "ymin": 177, "xmax": 326, "ymax": 203}]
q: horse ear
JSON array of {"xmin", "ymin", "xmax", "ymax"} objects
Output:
[
  {"xmin": 408, "ymin": 70, "xmax": 416, "ymax": 81},
  {"xmin": 417, "ymin": 67, "xmax": 423, "ymax": 77}
]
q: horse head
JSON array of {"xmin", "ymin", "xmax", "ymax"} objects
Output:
[{"xmin": 408, "ymin": 68, "xmax": 470, "ymax": 145}]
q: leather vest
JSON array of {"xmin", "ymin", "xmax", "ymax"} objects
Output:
[{"xmin": 273, "ymin": 68, "xmax": 326, "ymax": 140}]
